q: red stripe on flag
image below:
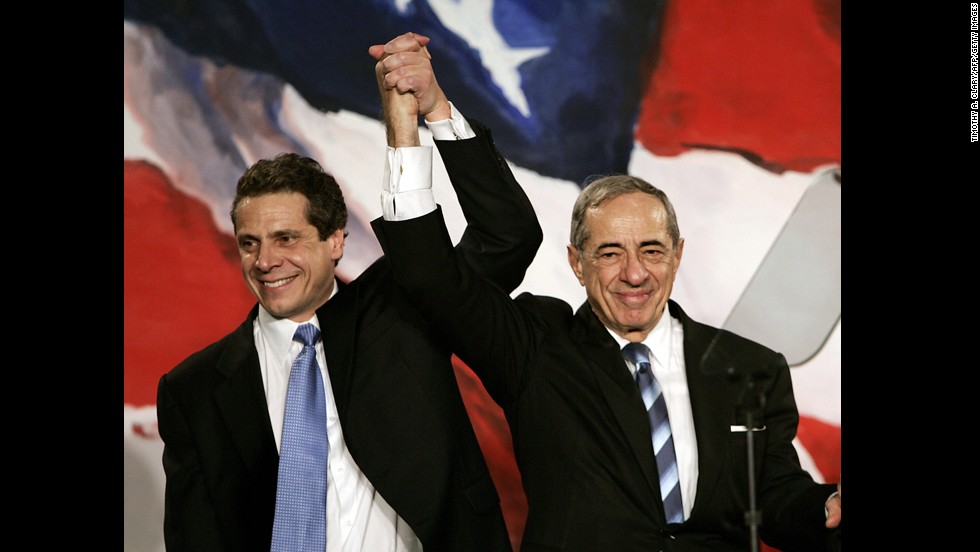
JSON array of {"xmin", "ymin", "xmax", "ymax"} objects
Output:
[
  {"xmin": 797, "ymin": 415, "xmax": 842, "ymax": 484},
  {"xmin": 124, "ymin": 160, "xmax": 256, "ymax": 406},
  {"xmin": 636, "ymin": 0, "xmax": 840, "ymax": 173},
  {"xmin": 452, "ymin": 356, "xmax": 527, "ymax": 551}
]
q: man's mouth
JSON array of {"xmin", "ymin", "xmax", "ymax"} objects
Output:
[
  {"xmin": 262, "ymin": 275, "xmax": 297, "ymax": 289},
  {"xmin": 616, "ymin": 290, "xmax": 651, "ymax": 304}
]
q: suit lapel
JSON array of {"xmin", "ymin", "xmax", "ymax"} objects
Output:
[
  {"xmin": 670, "ymin": 300, "xmax": 732, "ymax": 519},
  {"xmin": 318, "ymin": 278, "xmax": 357, "ymax": 420},
  {"xmin": 574, "ymin": 302, "xmax": 662, "ymax": 501},
  {"xmin": 213, "ymin": 307, "xmax": 278, "ymax": 474}
]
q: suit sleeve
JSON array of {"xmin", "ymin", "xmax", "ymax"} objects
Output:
[
  {"xmin": 433, "ymin": 118, "xmax": 542, "ymax": 294},
  {"xmin": 157, "ymin": 374, "xmax": 226, "ymax": 552},
  {"xmin": 373, "ymin": 207, "xmax": 552, "ymax": 407},
  {"xmin": 755, "ymin": 353, "xmax": 838, "ymax": 552}
]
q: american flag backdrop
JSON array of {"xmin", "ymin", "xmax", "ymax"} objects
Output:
[{"xmin": 124, "ymin": 1, "xmax": 840, "ymax": 550}]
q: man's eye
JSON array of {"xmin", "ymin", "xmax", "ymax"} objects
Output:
[{"xmin": 595, "ymin": 251, "xmax": 621, "ymax": 264}]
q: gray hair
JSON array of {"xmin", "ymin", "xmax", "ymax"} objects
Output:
[{"xmin": 569, "ymin": 174, "xmax": 680, "ymax": 251}]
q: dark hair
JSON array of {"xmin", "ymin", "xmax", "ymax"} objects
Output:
[
  {"xmin": 570, "ymin": 174, "xmax": 680, "ymax": 251},
  {"xmin": 230, "ymin": 153, "xmax": 348, "ymax": 241}
]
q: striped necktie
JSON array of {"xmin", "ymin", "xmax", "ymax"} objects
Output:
[{"xmin": 622, "ymin": 342, "xmax": 684, "ymax": 524}]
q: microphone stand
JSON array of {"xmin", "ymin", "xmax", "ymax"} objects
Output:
[{"xmin": 733, "ymin": 369, "xmax": 766, "ymax": 552}]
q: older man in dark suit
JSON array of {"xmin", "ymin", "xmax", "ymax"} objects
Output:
[
  {"xmin": 156, "ymin": 33, "xmax": 541, "ymax": 551},
  {"xmin": 375, "ymin": 173, "xmax": 842, "ymax": 551}
]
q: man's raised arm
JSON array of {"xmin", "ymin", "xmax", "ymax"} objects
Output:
[{"xmin": 370, "ymin": 32, "xmax": 542, "ymax": 293}]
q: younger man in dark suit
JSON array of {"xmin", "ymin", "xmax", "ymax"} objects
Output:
[
  {"xmin": 375, "ymin": 174, "xmax": 842, "ymax": 551},
  {"xmin": 157, "ymin": 32, "xmax": 541, "ymax": 551}
]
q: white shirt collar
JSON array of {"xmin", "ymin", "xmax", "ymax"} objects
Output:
[
  {"xmin": 255, "ymin": 277, "xmax": 339, "ymax": 359},
  {"xmin": 606, "ymin": 305, "xmax": 675, "ymax": 376}
]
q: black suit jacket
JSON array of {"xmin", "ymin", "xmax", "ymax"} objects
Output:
[
  {"xmin": 157, "ymin": 121, "xmax": 542, "ymax": 552},
  {"xmin": 375, "ymin": 209, "xmax": 838, "ymax": 552}
]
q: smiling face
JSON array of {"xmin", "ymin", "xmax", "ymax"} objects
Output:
[
  {"xmin": 568, "ymin": 191, "xmax": 683, "ymax": 342},
  {"xmin": 235, "ymin": 192, "xmax": 345, "ymax": 322}
]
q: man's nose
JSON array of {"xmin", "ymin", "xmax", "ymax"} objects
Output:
[
  {"xmin": 621, "ymin": 252, "xmax": 649, "ymax": 285},
  {"xmin": 254, "ymin": 245, "xmax": 282, "ymax": 271}
]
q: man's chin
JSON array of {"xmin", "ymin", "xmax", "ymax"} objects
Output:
[
  {"xmin": 611, "ymin": 313, "xmax": 659, "ymax": 335},
  {"xmin": 259, "ymin": 299, "xmax": 295, "ymax": 320}
]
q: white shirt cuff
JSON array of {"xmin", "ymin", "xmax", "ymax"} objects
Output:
[
  {"xmin": 381, "ymin": 102, "xmax": 474, "ymax": 221},
  {"xmin": 824, "ymin": 490, "xmax": 840, "ymax": 518},
  {"xmin": 382, "ymin": 146, "xmax": 436, "ymax": 221},
  {"xmin": 424, "ymin": 101, "xmax": 476, "ymax": 141}
]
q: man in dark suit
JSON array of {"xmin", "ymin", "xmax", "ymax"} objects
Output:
[
  {"xmin": 156, "ymin": 33, "xmax": 541, "ymax": 551},
  {"xmin": 375, "ymin": 174, "xmax": 842, "ymax": 551}
]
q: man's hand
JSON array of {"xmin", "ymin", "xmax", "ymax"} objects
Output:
[
  {"xmin": 824, "ymin": 481, "xmax": 841, "ymax": 529},
  {"xmin": 369, "ymin": 32, "xmax": 451, "ymax": 122},
  {"xmin": 372, "ymin": 34, "xmax": 424, "ymax": 147}
]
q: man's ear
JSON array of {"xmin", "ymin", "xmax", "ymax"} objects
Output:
[
  {"xmin": 673, "ymin": 237, "xmax": 684, "ymax": 273},
  {"xmin": 567, "ymin": 244, "xmax": 586, "ymax": 286},
  {"xmin": 329, "ymin": 228, "xmax": 346, "ymax": 262}
]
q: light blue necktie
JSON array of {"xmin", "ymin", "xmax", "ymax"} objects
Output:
[
  {"xmin": 271, "ymin": 323, "xmax": 328, "ymax": 551},
  {"xmin": 622, "ymin": 342, "xmax": 684, "ymax": 524}
]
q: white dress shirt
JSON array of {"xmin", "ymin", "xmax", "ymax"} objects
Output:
[
  {"xmin": 254, "ymin": 104, "xmax": 475, "ymax": 551},
  {"xmin": 381, "ymin": 102, "xmax": 475, "ymax": 221},
  {"xmin": 255, "ymin": 297, "xmax": 418, "ymax": 552},
  {"xmin": 608, "ymin": 307, "xmax": 699, "ymax": 521}
]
